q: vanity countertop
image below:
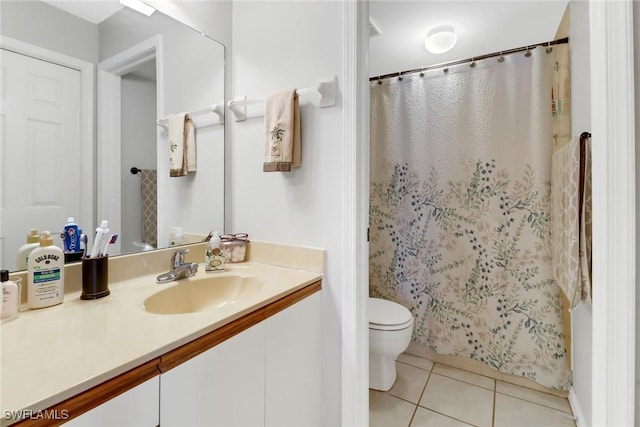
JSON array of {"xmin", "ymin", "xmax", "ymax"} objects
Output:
[{"xmin": 0, "ymin": 260, "xmax": 322, "ymax": 416}]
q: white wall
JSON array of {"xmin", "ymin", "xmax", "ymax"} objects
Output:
[
  {"xmin": 0, "ymin": 0, "xmax": 99, "ymax": 64},
  {"xmin": 568, "ymin": 2, "xmax": 592, "ymax": 426},
  {"xmin": 230, "ymin": 2, "xmax": 345, "ymax": 424},
  {"xmin": 121, "ymin": 74, "xmax": 157, "ymax": 251}
]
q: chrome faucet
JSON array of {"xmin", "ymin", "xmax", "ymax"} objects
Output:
[{"xmin": 156, "ymin": 249, "xmax": 199, "ymax": 283}]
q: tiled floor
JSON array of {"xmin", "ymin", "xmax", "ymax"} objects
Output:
[{"xmin": 370, "ymin": 353, "xmax": 577, "ymax": 427}]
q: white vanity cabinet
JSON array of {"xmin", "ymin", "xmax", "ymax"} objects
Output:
[
  {"xmin": 160, "ymin": 289, "xmax": 322, "ymax": 427},
  {"xmin": 160, "ymin": 322, "xmax": 266, "ymax": 426},
  {"xmin": 64, "ymin": 376, "xmax": 159, "ymax": 426},
  {"xmin": 265, "ymin": 291, "xmax": 322, "ymax": 427}
]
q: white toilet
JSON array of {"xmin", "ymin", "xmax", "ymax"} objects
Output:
[{"xmin": 368, "ymin": 297, "xmax": 414, "ymax": 391}]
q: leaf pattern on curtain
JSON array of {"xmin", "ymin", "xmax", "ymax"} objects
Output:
[{"xmin": 370, "ymin": 159, "xmax": 570, "ymax": 389}]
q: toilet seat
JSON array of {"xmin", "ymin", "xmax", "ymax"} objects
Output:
[{"xmin": 368, "ymin": 298, "xmax": 413, "ymax": 331}]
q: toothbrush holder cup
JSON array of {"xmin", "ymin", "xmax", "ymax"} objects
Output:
[{"xmin": 81, "ymin": 256, "xmax": 110, "ymax": 300}]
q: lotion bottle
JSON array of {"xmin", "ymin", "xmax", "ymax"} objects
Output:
[
  {"xmin": 16, "ymin": 228, "xmax": 40, "ymax": 270},
  {"xmin": 28, "ymin": 231, "xmax": 64, "ymax": 309},
  {"xmin": 1, "ymin": 270, "xmax": 20, "ymax": 321},
  {"xmin": 205, "ymin": 231, "xmax": 225, "ymax": 272}
]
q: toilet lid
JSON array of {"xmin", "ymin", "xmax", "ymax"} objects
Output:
[{"xmin": 368, "ymin": 298, "xmax": 413, "ymax": 330}]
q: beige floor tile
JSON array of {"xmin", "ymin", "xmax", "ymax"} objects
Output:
[
  {"xmin": 501, "ymin": 374, "xmax": 568, "ymax": 397},
  {"xmin": 410, "ymin": 407, "xmax": 474, "ymax": 427},
  {"xmin": 398, "ymin": 352, "xmax": 435, "ymax": 371},
  {"xmin": 419, "ymin": 373, "xmax": 494, "ymax": 427},
  {"xmin": 494, "ymin": 394, "xmax": 576, "ymax": 427},
  {"xmin": 369, "ymin": 390, "xmax": 416, "ymax": 427},
  {"xmin": 388, "ymin": 362, "xmax": 430, "ymax": 404},
  {"xmin": 496, "ymin": 381, "xmax": 572, "ymax": 414},
  {"xmin": 406, "ymin": 341, "xmax": 429, "ymax": 359},
  {"xmin": 433, "ymin": 363, "xmax": 495, "ymax": 391}
]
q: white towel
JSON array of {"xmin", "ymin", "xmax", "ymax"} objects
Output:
[
  {"xmin": 263, "ymin": 90, "xmax": 301, "ymax": 172},
  {"xmin": 169, "ymin": 113, "xmax": 196, "ymax": 177},
  {"xmin": 551, "ymin": 134, "xmax": 592, "ymax": 308}
]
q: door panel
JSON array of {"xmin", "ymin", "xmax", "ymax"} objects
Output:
[{"xmin": 0, "ymin": 48, "xmax": 81, "ymax": 270}]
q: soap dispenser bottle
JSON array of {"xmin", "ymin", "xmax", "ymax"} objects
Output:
[
  {"xmin": 16, "ymin": 228, "xmax": 40, "ymax": 270},
  {"xmin": 28, "ymin": 231, "xmax": 64, "ymax": 309},
  {"xmin": 205, "ymin": 231, "xmax": 225, "ymax": 272}
]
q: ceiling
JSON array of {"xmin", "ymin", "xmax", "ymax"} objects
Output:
[
  {"xmin": 369, "ymin": 1, "xmax": 569, "ymax": 77},
  {"xmin": 41, "ymin": 0, "xmax": 124, "ymax": 24}
]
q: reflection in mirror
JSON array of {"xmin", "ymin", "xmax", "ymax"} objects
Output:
[{"xmin": 0, "ymin": 0, "xmax": 225, "ymax": 272}]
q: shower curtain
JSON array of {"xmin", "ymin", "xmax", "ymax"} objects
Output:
[{"xmin": 369, "ymin": 47, "xmax": 571, "ymax": 390}]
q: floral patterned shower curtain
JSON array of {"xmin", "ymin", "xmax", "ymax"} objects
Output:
[{"xmin": 369, "ymin": 47, "xmax": 571, "ymax": 390}]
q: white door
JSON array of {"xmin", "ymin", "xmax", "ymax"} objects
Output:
[{"xmin": 0, "ymin": 48, "xmax": 82, "ymax": 271}]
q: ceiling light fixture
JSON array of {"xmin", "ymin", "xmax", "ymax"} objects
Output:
[
  {"xmin": 120, "ymin": 0, "xmax": 155, "ymax": 16},
  {"xmin": 424, "ymin": 25, "xmax": 457, "ymax": 54}
]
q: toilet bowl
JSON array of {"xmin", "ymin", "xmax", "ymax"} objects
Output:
[{"xmin": 369, "ymin": 297, "xmax": 414, "ymax": 391}]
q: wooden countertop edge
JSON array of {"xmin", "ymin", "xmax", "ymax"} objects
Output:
[{"xmin": 12, "ymin": 280, "xmax": 322, "ymax": 426}]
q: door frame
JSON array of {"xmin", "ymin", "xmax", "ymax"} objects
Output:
[
  {"xmin": 97, "ymin": 35, "xmax": 163, "ymax": 256},
  {"xmin": 0, "ymin": 35, "xmax": 95, "ymax": 245},
  {"xmin": 344, "ymin": 1, "xmax": 637, "ymax": 425},
  {"xmin": 589, "ymin": 1, "xmax": 636, "ymax": 425}
]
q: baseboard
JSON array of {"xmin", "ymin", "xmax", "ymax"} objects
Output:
[{"xmin": 568, "ymin": 386, "xmax": 587, "ymax": 427}]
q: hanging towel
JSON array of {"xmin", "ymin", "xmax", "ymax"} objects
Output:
[
  {"xmin": 578, "ymin": 134, "xmax": 592, "ymax": 305},
  {"xmin": 140, "ymin": 169, "xmax": 158, "ymax": 248},
  {"xmin": 169, "ymin": 113, "xmax": 197, "ymax": 177},
  {"xmin": 263, "ymin": 90, "xmax": 301, "ymax": 172},
  {"xmin": 551, "ymin": 134, "xmax": 592, "ymax": 308}
]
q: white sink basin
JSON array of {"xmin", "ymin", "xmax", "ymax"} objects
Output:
[{"xmin": 143, "ymin": 275, "xmax": 262, "ymax": 314}]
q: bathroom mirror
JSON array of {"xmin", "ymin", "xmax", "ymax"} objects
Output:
[{"xmin": 0, "ymin": 0, "xmax": 225, "ymax": 272}]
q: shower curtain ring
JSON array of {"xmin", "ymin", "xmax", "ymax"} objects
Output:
[
  {"xmin": 497, "ymin": 52, "xmax": 504, "ymax": 63},
  {"xmin": 469, "ymin": 57, "xmax": 476, "ymax": 68},
  {"xmin": 420, "ymin": 67, "xmax": 425, "ymax": 77},
  {"xmin": 443, "ymin": 67, "xmax": 449, "ymax": 73},
  {"xmin": 525, "ymin": 46, "xmax": 532, "ymax": 57},
  {"xmin": 377, "ymin": 76, "xmax": 382, "ymax": 85},
  {"xmin": 398, "ymin": 72, "xmax": 403, "ymax": 81},
  {"xmin": 546, "ymin": 41, "xmax": 553, "ymax": 54}
]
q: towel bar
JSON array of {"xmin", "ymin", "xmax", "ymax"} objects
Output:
[
  {"xmin": 157, "ymin": 104, "xmax": 224, "ymax": 129},
  {"xmin": 227, "ymin": 75, "xmax": 338, "ymax": 122}
]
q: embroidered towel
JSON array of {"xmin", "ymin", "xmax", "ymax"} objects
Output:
[
  {"xmin": 551, "ymin": 134, "xmax": 592, "ymax": 308},
  {"xmin": 169, "ymin": 113, "xmax": 197, "ymax": 177},
  {"xmin": 263, "ymin": 90, "xmax": 301, "ymax": 172}
]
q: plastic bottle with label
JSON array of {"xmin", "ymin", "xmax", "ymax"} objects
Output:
[
  {"xmin": 1, "ymin": 270, "xmax": 20, "ymax": 321},
  {"xmin": 16, "ymin": 228, "xmax": 40, "ymax": 270},
  {"xmin": 27, "ymin": 231, "xmax": 64, "ymax": 309}
]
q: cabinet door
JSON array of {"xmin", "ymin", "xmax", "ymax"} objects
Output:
[
  {"xmin": 265, "ymin": 291, "xmax": 322, "ymax": 427},
  {"xmin": 160, "ymin": 322, "xmax": 265, "ymax": 426},
  {"xmin": 64, "ymin": 376, "xmax": 159, "ymax": 426}
]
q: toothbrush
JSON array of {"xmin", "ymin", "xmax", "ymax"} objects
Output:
[{"xmin": 103, "ymin": 234, "xmax": 118, "ymax": 256}]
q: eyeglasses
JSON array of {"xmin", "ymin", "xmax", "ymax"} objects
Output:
[{"xmin": 220, "ymin": 233, "xmax": 249, "ymax": 242}]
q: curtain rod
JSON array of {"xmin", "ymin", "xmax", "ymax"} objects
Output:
[{"xmin": 370, "ymin": 37, "xmax": 569, "ymax": 82}]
